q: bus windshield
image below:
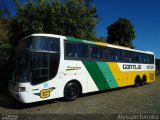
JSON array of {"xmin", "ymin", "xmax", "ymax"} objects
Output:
[
  {"xmin": 12, "ymin": 36, "xmax": 60, "ymax": 84},
  {"xmin": 13, "ymin": 53, "xmax": 31, "ymax": 82},
  {"xmin": 16, "ymin": 36, "xmax": 60, "ymax": 53}
]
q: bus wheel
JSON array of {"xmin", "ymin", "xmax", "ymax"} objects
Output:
[
  {"xmin": 134, "ymin": 76, "xmax": 140, "ymax": 87},
  {"xmin": 141, "ymin": 75, "xmax": 147, "ymax": 86},
  {"xmin": 64, "ymin": 82, "xmax": 81, "ymax": 101}
]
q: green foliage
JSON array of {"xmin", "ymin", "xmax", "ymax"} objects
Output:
[
  {"xmin": 0, "ymin": 20, "xmax": 10, "ymax": 41},
  {"xmin": 156, "ymin": 59, "xmax": 160, "ymax": 75},
  {"xmin": 107, "ymin": 17, "xmax": 136, "ymax": 48},
  {"xmin": 11, "ymin": 0, "xmax": 99, "ymax": 43},
  {"xmin": 0, "ymin": 9, "xmax": 12, "ymax": 66},
  {"xmin": 156, "ymin": 59, "xmax": 160, "ymax": 69},
  {"xmin": 0, "ymin": 41, "xmax": 11, "ymax": 65}
]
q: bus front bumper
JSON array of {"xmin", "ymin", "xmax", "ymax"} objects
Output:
[{"xmin": 8, "ymin": 87, "xmax": 29, "ymax": 103}]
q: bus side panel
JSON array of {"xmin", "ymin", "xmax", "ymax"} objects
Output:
[
  {"xmin": 82, "ymin": 61, "xmax": 119, "ymax": 91},
  {"xmin": 107, "ymin": 62, "xmax": 155, "ymax": 87},
  {"xmin": 59, "ymin": 60, "xmax": 99, "ymax": 94},
  {"xmin": 82, "ymin": 61, "xmax": 155, "ymax": 93}
]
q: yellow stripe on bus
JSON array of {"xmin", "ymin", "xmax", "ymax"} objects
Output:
[
  {"xmin": 107, "ymin": 62, "xmax": 155, "ymax": 87},
  {"xmin": 96, "ymin": 42, "xmax": 107, "ymax": 46}
]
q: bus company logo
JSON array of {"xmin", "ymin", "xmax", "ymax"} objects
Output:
[
  {"xmin": 123, "ymin": 64, "xmax": 141, "ymax": 69},
  {"xmin": 34, "ymin": 87, "xmax": 55, "ymax": 98},
  {"xmin": 66, "ymin": 66, "xmax": 81, "ymax": 71}
]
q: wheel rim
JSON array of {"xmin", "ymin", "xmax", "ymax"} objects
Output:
[
  {"xmin": 68, "ymin": 86, "xmax": 77, "ymax": 97},
  {"xmin": 136, "ymin": 82, "xmax": 139, "ymax": 86}
]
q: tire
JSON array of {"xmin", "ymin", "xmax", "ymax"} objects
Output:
[
  {"xmin": 134, "ymin": 81, "xmax": 140, "ymax": 87},
  {"xmin": 134, "ymin": 76, "xmax": 140, "ymax": 87},
  {"xmin": 64, "ymin": 82, "xmax": 81, "ymax": 101},
  {"xmin": 141, "ymin": 75, "xmax": 147, "ymax": 86}
]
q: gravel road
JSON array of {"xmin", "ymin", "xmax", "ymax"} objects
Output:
[{"xmin": 0, "ymin": 77, "xmax": 160, "ymax": 120}]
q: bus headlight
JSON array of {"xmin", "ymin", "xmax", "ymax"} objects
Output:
[{"xmin": 18, "ymin": 87, "xmax": 26, "ymax": 92}]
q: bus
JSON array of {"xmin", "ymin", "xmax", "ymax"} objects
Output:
[{"xmin": 8, "ymin": 33, "xmax": 155, "ymax": 103}]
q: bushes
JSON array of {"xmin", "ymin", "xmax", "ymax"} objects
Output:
[{"xmin": 0, "ymin": 41, "xmax": 12, "ymax": 66}]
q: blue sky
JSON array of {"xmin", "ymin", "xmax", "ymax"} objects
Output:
[
  {"xmin": 94, "ymin": 0, "xmax": 160, "ymax": 58},
  {"xmin": 1, "ymin": 0, "xmax": 160, "ymax": 58}
]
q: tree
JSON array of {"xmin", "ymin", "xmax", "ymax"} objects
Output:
[
  {"xmin": 107, "ymin": 17, "xmax": 136, "ymax": 48},
  {"xmin": 156, "ymin": 59, "xmax": 160, "ymax": 75},
  {"xmin": 11, "ymin": 0, "xmax": 101, "ymax": 44},
  {"xmin": 0, "ymin": 9, "xmax": 12, "ymax": 66}
]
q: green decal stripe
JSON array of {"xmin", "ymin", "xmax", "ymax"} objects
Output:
[
  {"xmin": 82, "ymin": 61, "xmax": 110, "ymax": 90},
  {"xmin": 34, "ymin": 93, "xmax": 40, "ymax": 96},
  {"xmin": 97, "ymin": 62, "xmax": 119, "ymax": 88},
  {"xmin": 65, "ymin": 36, "xmax": 96, "ymax": 45}
]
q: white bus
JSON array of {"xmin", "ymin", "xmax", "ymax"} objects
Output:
[{"xmin": 9, "ymin": 34, "xmax": 155, "ymax": 103}]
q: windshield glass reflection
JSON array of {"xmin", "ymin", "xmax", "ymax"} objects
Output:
[{"xmin": 13, "ymin": 53, "xmax": 31, "ymax": 82}]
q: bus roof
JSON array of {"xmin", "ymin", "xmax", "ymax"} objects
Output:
[{"xmin": 29, "ymin": 33, "xmax": 154, "ymax": 55}]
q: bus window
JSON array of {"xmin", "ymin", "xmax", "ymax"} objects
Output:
[
  {"xmin": 143, "ymin": 54, "xmax": 154, "ymax": 64},
  {"xmin": 99, "ymin": 47, "xmax": 108, "ymax": 60},
  {"xmin": 109, "ymin": 48, "xmax": 117, "ymax": 61},
  {"xmin": 90, "ymin": 46, "xmax": 100, "ymax": 59},
  {"xmin": 134, "ymin": 53, "xmax": 142, "ymax": 63},
  {"xmin": 123, "ymin": 50, "xmax": 134, "ymax": 62},
  {"xmin": 129, "ymin": 52, "xmax": 134, "ymax": 62},
  {"xmin": 117, "ymin": 49, "xmax": 123, "ymax": 61},
  {"xmin": 35, "ymin": 37, "xmax": 48, "ymax": 50},
  {"xmin": 143, "ymin": 54, "xmax": 149, "ymax": 63},
  {"xmin": 47, "ymin": 38, "xmax": 60, "ymax": 52},
  {"xmin": 32, "ymin": 37, "xmax": 60, "ymax": 52},
  {"xmin": 65, "ymin": 42, "xmax": 78, "ymax": 58},
  {"xmin": 78, "ymin": 44, "xmax": 88, "ymax": 58},
  {"xmin": 123, "ymin": 50, "xmax": 129, "ymax": 62},
  {"xmin": 148, "ymin": 55, "xmax": 154, "ymax": 64}
]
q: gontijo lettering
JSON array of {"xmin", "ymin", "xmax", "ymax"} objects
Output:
[{"xmin": 123, "ymin": 64, "xmax": 141, "ymax": 69}]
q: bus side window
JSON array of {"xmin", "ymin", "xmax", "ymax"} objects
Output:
[
  {"xmin": 134, "ymin": 53, "xmax": 142, "ymax": 63},
  {"xmin": 143, "ymin": 54, "xmax": 148, "ymax": 63},
  {"xmin": 130, "ymin": 52, "xmax": 134, "ymax": 62},
  {"xmin": 123, "ymin": 51, "xmax": 134, "ymax": 62},
  {"xmin": 149, "ymin": 55, "xmax": 154, "ymax": 64},
  {"xmin": 99, "ymin": 47, "xmax": 108, "ymax": 60},
  {"xmin": 78, "ymin": 44, "xmax": 88, "ymax": 58},
  {"xmin": 47, "ymin": 38, "xmax": 60, "ymax": 52},
  {"xmin": 109, "ymin": 48, "xmax": 117, "ymax": 61},
  {"xmin": 142, "ymin": 54, "xmax": 154, "ymax": 64},
  {"xmin": 90, "ymin": 46, "xmax": 100, "ymax": 59},
  {"xmin": 117, "ymin": 50, "xmax": 123, "ymax": 61},
  {"xmin": 123, "ymin": 50, "xmax": 129, "ymax": 62},
  {"xmin": 65, "ymin": 42, "xmax": 78, "ymax": 58},
  {"xmin": 35, "ymin": 37, "xmax": 48, "ymax": 50}
]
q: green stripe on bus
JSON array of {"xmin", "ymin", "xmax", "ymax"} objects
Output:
[
  {"xmin": 82, "ymin": 61, "xmax": 110, "ymax": 90},
  {"xmin": 96, "ymin": 62, "xmax": 119, "ymax": 88},
  {"xmin": 65, "ymin": 36, "xmax": 96, "ymax": 45}
]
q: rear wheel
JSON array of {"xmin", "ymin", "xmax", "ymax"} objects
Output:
[
  {"xmin": 64, "ymin": 82, "xmax": 81, "ymax": 101},
  {"xmin": 141, "ymin": 75, "xmax": 147, "ymax": 86},
  {"xmin": 134, "ymin": 76, "xmax": 141, "ymax": 87}
]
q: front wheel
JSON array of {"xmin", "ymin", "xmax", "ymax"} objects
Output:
[{"xmin": 64, "ymin": 82, "xmax": 81, "ymax": 101}]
